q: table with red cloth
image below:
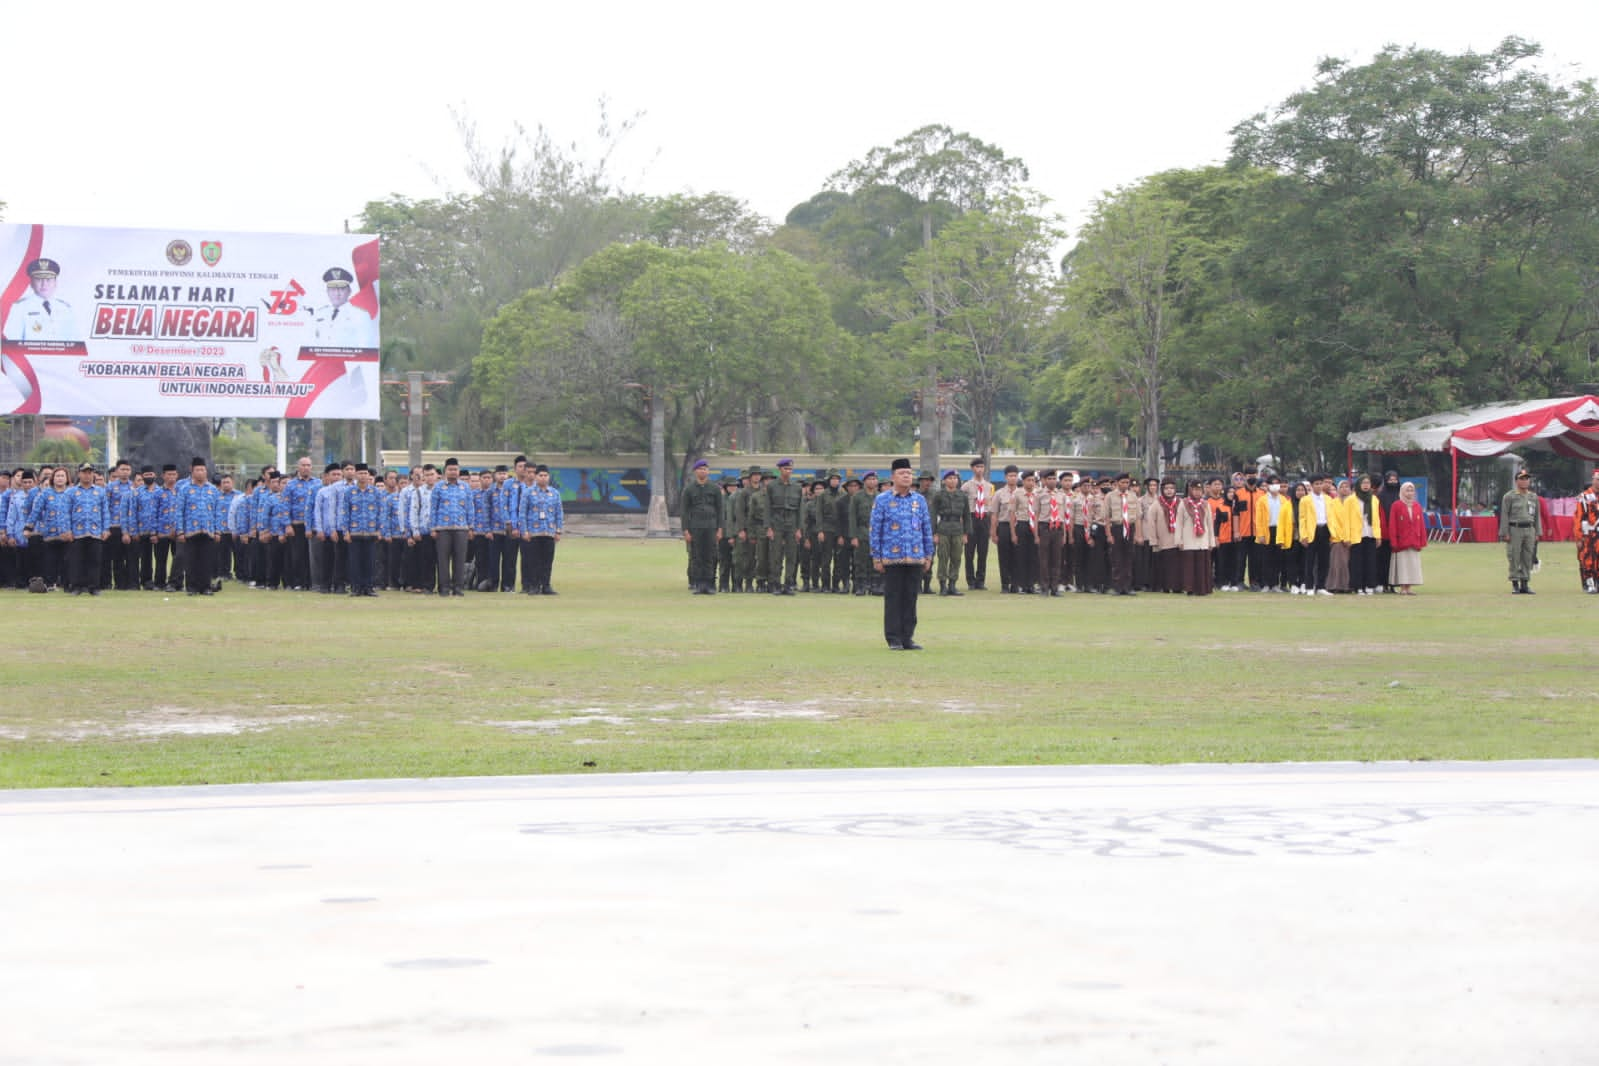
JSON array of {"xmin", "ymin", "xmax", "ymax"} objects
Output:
[{"xmin": 1456, "ymin": 502, "xmax": 1574, "ymax": 543}]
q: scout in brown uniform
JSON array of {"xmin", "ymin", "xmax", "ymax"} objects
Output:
[
  {"xmin": 1135, "ymin": 476, "xmax": 1160, "ymax": 591},
  {"xmin": 961, "ymin": 458, "xmax": 995, "ymax": 590},
  {"xmin": 1078, "ymin": 478, "xmax": 1110, "ymax": 593},
  {"xmin": 1010, "ymin": 470, "xmax": 1039, "ymax": 594},
  {"xmin": 1103, "ymin": 472, "xmax": 1140, "ymax": 595},
  {"xmin": 1034, "ymin": 470, "xmax": 1068, "ymax": 596},
  {"xmin": 1176, "ymin": 479, "xmax": 1217, "ymax": 594},
  {"xmin": 1150, "ymin": 478, "xmax": 1182, "ymax": 592},
  {"xmin": 991, "ymin": 465, "xmax": 1020, "ymax": 593}
]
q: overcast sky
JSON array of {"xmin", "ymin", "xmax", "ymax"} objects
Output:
[{"xmin": 8, "ymin": 1, "xmax": 1596, "ymax": 241}]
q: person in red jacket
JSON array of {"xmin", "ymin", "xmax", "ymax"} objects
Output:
[{"xmin": 1387, "ymin": 481, "xmax": 1427, "ymax": 595}]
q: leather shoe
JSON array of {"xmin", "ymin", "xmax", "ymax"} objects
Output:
[
  {"xmin": 886, "ymin": 640, "xmax": 904, "ymax": 651},
  {"xmin": 902, "ymin": 640, "xmax": 923, "ymax": 651}
]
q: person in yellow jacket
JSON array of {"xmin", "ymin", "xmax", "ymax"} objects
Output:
[
  {"xmin": 1296, "ymin": 475, "xmax": 1335, "ymax": 595},
  {"xmin": 1252, "ymin": 475, "xmax": 1296, "ymax": 592},
  {"xmin": 1348, "ymin": 473, "xmax": 1384, "ymax": 595},
  {"xmin": 1325, "ymin": 478, "xmax": 1358, "ymax": 592}
]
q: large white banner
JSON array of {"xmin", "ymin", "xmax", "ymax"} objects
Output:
[{"xmin": 0, "ymin": 223, "xmax": 380, "ymax": 419}]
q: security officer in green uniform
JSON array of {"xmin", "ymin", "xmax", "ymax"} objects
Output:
[
  {"xmin": 850, "ymin": 471, "xmax": 880, "ymax": 595},
  {"xmin": 732, "ymin": 466, "xmax": 760, "ymax": 592},
  {"xmin": 746, "ymin": 468, "xmax": 772, "ymax": 591},
  {"xmin": 931, "ymin": 468, "xmax": 972, "ymax": 596},
  {"xmin": 680, "ymin": 459, "xmax": 723, "ymax": 594},
  {"xmin": 916, "ymin": 470, "xmax": 937, "ymax": 592},
  {"xmin": 812, "ymin": 470, "xmax": 840, "ymax": 592},
  {"xmin": 765, "ymin": 458, "xmax": 804, "ymax": 595},
  {"xmin": 717, "ymin": 477, "xmax": 738, "ymax": 592},
  {"xmin": 1500, "ymin": 469, "xmax": 1542, "ymax": 594},
  {"xmin": 799, "ymin": 478, "xmax": 819, "ymax": 592}
]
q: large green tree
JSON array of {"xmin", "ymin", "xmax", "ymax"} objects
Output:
[
  {"xmin": 820, "ymin": 126, "xmax": 1030, "ymax": 467},
  {"xmin": 1229, "ymin": 37, "xmax": 1599, "ymax": 463},
  {"xmin": 476, "ymin": 242, "xmax": 852, "ymax": 502},
  {"xmin": 888, "ymin": 194, "xmax": 1061, "ymax": 463}
]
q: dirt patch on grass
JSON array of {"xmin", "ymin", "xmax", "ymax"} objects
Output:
[
  {"xmin": 482, "ymin": 696, "xmax": 897, "ymax": 734},
  {"xmin": 18, "ymin": 706, "xmax": 337, "ymax": 741}
]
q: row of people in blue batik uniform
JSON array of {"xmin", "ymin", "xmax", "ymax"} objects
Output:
[{"xmin": 0, "ymin": 456, "xmax": 564, "ymax": 598}]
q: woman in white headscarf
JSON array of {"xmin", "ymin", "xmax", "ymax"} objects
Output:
[{"xmin": 1387, "ymin": 482, "xmax": 1426, "ymax": 595}]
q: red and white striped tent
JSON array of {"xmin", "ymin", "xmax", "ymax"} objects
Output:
[{"xmin": 1348, "ymin": 395, "xmax": 1599, "ymax": 509}]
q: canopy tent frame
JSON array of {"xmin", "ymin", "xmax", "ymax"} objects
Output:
[{"xmin": 1348, "ymin": 396, "xmax": 1599, "ymax": 511}]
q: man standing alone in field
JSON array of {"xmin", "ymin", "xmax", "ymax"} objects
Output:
[
  {"xmin": 681, "ymin": 460, "xmax": 722, "ymax": 595},
  {"xmin": 871, "ymin": 459, "xmax": 934, "ymax": 650}
]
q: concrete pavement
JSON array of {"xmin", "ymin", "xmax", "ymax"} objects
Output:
[{"xmin": 2, "ymin": 761, "xmax": 1596, "ymax": 1064}]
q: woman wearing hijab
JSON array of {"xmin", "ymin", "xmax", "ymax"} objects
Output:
[
  {"xmin": 1387, "ymin": 481, "xmax": 1426, "ymax": 595},
  {"xmin": 1376, "ymin": 470, "xmax": 1402, "ymax": 592},
  {"xmin": 1326, "ymin": 478, "xmax": 1354, "ymax": 593},
  {"xmin": 1350, "ymin": 473, "xmax": 1384, "ymax": 595}
]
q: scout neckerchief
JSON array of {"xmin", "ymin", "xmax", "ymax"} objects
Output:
[
  {"xmin": 1117, "ymin": 491, "xmax": 1130, "ymax": 536},
  {"xmin": 1024, "ymin": 489, "xmax": 1037, "ymax": 530},
  {"xmin": 1185, "ymin": 496, "xmax": 1207, "ymax": 536},
  {"xmin": 1049, "ymin": 491, "xmax": 1061, "ymax": 529},
  {"xmin": 1161, "ymin": 494, "xmax": 1180, "ymax": 533},
  {"xmin": 973, "ymin": 481, "xmax": 987, "ymax": 519}
]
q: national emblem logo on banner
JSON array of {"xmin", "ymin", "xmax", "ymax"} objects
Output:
[
  {"xmin": 166, "ymin": 240, "xmax": 193, "ymax": 266},
  {"xmin": 201, "ymin": 241, "xmax": 223, "ymax": 266}
]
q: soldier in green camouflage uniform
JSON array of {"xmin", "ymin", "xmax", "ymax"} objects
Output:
[
  {"xmin": 931, "ymin": 468, "xmax": 972, "ymax": 596},
  {"xmin": 850, "ymin": 471, "xmax": 880, "ymax": 595},
  {"xmin": 1500, "ymin": 469, "xmax": 1542, "ymax": 594}
]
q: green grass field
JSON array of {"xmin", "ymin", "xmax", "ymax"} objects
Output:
[{"xmin": 1, "ymin": 538, "xmax": 1594, "ymax": 789}]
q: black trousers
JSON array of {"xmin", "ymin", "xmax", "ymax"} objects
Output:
[
  {"xmin": 288, "ymin": 523, "xmax": 310, "ymax": 588},
  {"xmin": 264, "ymin": 538, "xmax": 285, "ymax": 588},
  {"xmin": 526, "ymin": 535, "xmax": 557, "ymax": 590},
  {"xmin": 386, "ymin": 539, "xmax": 405, "ymax": 588},
  {"xmin": 42, "ymin": 540, "xmax": 66, "ymax": 587},
  {"xmin": 881, "ymin": 564, "xmax": 923, "ymax": 645},
  {"xmin": 435, "ymin": 529, "xmax": 469, "ymax": 593},
  {"xmin": 1011, "ymin": 525, "xmax": 1037, "ymax": 591},
  {"xmin": 408, "ymin": 534, "xmax": 435, "ymax": 590},
  {"xmin": 1107, "ymin": 535, "xmax": 1134, "ymax": 593},
  {"xmin": 475, "ymin": 534, "xmax": 498, "ymax": 589},
  {"xmin": 965, "ymin": 516, "xmax": 990, "ymax": 585},
  {"xmin": 995, "ymin": 522, "xmax": 1014, "ymax": 590},
  {"xmin": 498, "ymin": 533, "xmax": 518, "ymax": 590},
  {"xmin": 687, "ymin": 528, "xmax": 717, "ymax": 586},
  {"xmin": 168, "ymin": 539, "xmax": 188, "ymax": 591},
  {"xmin": 152, "ymin": 538, "xmax": 171, "ymax": 587},
  {"xmin": 348, "ymin": 537, "xmax": 378, "ymax": 593},
  {"xmin": 68, "ymin": 537, "xmax": 103, "ymax": 592},
  {"xmin": 1303, "ymin": 526, "xmax": 1331, "ymax": 590},
  {"xmin": 315, "ymin": 536, "xmax": 338, "ymax": 591},
  {"xmin": 102, "ymin": 527, "xmax": 126, "ymax": 588},
  {"xmin": 184, "ymin": 534, "xmax": 215, "ymax": 593}
]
